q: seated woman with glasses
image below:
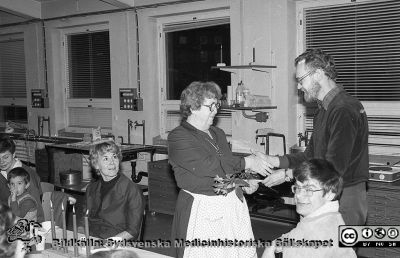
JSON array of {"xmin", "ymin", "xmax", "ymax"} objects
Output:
[
  {"xmin": 262, "ymin": 159, "xmax": 356, "ymax": 258},
  {"xmin": 168, "ymin": 81, "xmax": 271, "ymax": 258},
  {"xmin": 86, "ymin": 141, "xmax": 144, "ymax": 240}
]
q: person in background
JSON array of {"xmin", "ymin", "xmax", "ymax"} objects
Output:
[
  {"xmin": 86, "ymin": 140, "xmax": 144, "ymax": 240},
  {"xmin": 168, "ymin": 81, "xmax": 270, "ymax": 258},
  {"xmin": 261, "ymin": 48, "xmax": 369, "ymax": 226},
  {"xmin": 8, "ymin": 167, "xmax": 38, "ymax": 222},
  {"xmin": 0, "ymin": 204, "xmax": 26, "ymax": 258},
  {"xmin": 0, "ymin": 137, "xmax": 44, "ymax": 222},
  {"xmin": 262, "ymin": 159, "xmax": 356, "ymax": 258}
]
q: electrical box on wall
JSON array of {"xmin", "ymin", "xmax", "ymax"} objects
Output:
[
  {"xmin": 31, "ymin": 89, "xmax": 49, "ymax": 108},
  {"xmin": 119, "ymin": 88, "xmax": 143, "ymax": 111}
]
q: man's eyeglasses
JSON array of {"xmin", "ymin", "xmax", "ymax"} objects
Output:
[
  {"xmin": 296, "ymin": 70, "xmax": 316, "ymax": 85},
  {"xmin": 203, "ymin": 102, "xmax": 221, "ymax": 112},
  {"xmin": 291, "ymin": 185, "xmax": 323, "ymax": 197}
]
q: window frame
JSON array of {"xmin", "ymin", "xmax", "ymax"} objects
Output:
[
  {"xmin": 0, "ymin": 32, "xmax": 27, "ymax": 125},
  {"xmin": 156, "ymin": 9, "xmax": 230, "ymax": 138},
  {"xmin": 60, "ymin": 23, "xmax": 112, "ymax": 131},
  {"xmin": 296, "ymin": 0, "xmax": 400, "ymax": 155}
]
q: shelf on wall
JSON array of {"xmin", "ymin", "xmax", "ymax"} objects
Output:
[
  {"xmin": 211, "ymin": 64, "xmax": 277, "ymax": 73},
  {"xmin": 221, "ymin": 106, "xmax": 277, "ymax": 111}
]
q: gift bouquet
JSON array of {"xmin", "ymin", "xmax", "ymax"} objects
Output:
[{"xmin": 213, "ymin": 171, "xmax": 266, "ymax": 202}]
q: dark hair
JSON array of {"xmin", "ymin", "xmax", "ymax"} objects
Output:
[
  {"xmin": 293, "ymin": 159, "xmax": 343, "ymax": 200},
  {"xmin": 0, "ymin": 204, "xmax": 17, "ymax": 258},
  {"xmin": 180, "ymin": 81, "xmax": 222, "ymax": 119},
  {"xmin": 295, "ymin": 48, "xmax": 337, "ymax": 80},
  {"xmin": 89, "ymin": 141, "xmax": 122, "ymax": 172},
  {"xmin": 7, "ymin": 167, "xmax": 30, "ymax": 185},
  {"xmin": 0, "ymin": 137, "xmax": 15, "ymax": 155}
]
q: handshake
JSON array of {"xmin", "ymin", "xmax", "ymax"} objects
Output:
[{"xmin": 242, "ymin": 151, "xmax": 291, "ymax": 194}]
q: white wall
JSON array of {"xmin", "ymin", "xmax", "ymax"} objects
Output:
[{"xmin": 0, "ymin": 0, "xmax": 299, "ymax": 151}]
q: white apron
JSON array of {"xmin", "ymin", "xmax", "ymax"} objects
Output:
[{"xmin": 183, "ymin": 189, "xmax": 257, "ymax": 258}]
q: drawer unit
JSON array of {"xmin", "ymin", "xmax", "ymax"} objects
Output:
[
  {"xmin": 148, "ymin": 159, "xmax": 179, "ymax": 215},
  {"xmin": 360, "ymin": 185, "xmax": 400, "ymax": 258}
]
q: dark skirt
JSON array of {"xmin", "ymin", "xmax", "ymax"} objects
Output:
[{"xmin": 171, "ymin": 190, "xmax": 193, "ymax": 258}]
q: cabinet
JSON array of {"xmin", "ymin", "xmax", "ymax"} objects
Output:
[
  {"xmin": 148, "ymin": 159, "xmax": 179, "ymax": 215},
  {"xmin": 358, "ymin": 181, "xmax": 400, "ymax": 258}
]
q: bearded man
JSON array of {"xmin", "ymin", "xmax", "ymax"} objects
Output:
[{"xmin": 260, "ymin": 48, "xmax": 369, "ymax": 226}]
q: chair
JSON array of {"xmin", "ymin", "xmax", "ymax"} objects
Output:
[
  {"xmin": 40, "ymin": 182, "xmax": 54, "ymax": 193},
  {"xmin": 137, "ymin": 209, "xmax": 146, "ymax": 241},
  {"xmin": 41, "ymin": 191, "xmax": 72, "ymax": 227}
]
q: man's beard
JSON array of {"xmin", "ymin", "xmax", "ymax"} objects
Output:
[{"xmin": 303, "ymin": 80, "xmax": 321, "ymax": 103}]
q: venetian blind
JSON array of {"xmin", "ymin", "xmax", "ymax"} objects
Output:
[
  {"xmin": 0, "ymin": 38, "xmax": 26, "ymax": 98},
  {"xmin": 303, "ymin": 0, "xmax": 400, "ymax": 150},
  {"xmin": 67, "ymin": 30, "xmax": 111, "ymax": 99},
  {"xmin": 304, "ymin": 0, "xmax": 400, "ymax": 101},
  {"xmin": 68, "ymin": 107, "xmax": 112, "ymax": 129}
]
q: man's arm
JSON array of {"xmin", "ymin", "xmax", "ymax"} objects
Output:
[{"xmin": 325, "ymin": 107, "xmax": 357, "ymax": 176}]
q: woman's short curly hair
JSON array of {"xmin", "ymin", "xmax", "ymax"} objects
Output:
[
  {"xmin": 180, "ymin": 81, "xmax": 222, "ymax": 120},
  {"xmin": 89, "ymin": 141, "xmax": 122, "ymax": 173},
  {"xmin": 295, "ymin": 48, "xmax": 337, "ymax": 81},
  {"xmin": 293, "ymin": 159, "xmax": 343, "ymax": 201}
]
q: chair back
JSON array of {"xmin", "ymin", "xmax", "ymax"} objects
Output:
[
  {"xmin": 137, "ymin": 209, "xmax": 146, "ymax": 241},
  {"xmin": 41, "ymin": 191, "xmax": 69, "ymax": 227},
  {"xmin": 40, "ymin": 182, "xmax": 54, "ymax": 193}
]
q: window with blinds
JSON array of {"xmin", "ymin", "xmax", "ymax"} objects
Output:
[
  {"xmin": 65, "ymin": 30, "xmax": 111, "ymax": 129},
  {"xmin": 0, "ymin": 36, "xmax": 27, "ymax": 123},
  {"xmin": 67, "ymin": 31, "xmax": 111, "ymax": 99},
  {"xmin": 301, "ymin": 0, "xmax": 400, "ymax": 153}
]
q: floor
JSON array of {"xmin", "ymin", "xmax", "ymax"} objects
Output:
[{"xmin": 141, "ymin": 207, "xmax": 295, "ymax": 257}]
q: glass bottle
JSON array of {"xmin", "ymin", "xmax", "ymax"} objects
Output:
[{"xmin": 236, "ymin": 81, "xmax": 245, "ymax": 107}]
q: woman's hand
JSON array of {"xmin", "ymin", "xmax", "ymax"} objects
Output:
[
  {"xmin": 244, "ymin": 152, "xmax": 274, "ymax": 176},
  {"xmin": 252, "ymin": 151, "xmax": 280, "ymax": 168},
  {"xmin": 261, "ymin": 240, "xmax": 279, "ymax": 258},
  {"xmin": 242, "ymin": 180, "xmax": 260, "ymax": 194},
  {"xmin": 68, "ymin": 196, "xmax": 77, "ymax": 204},
  {"xmin": 262, "ymin": 169, "xmax": 286, "ymax": 187}
]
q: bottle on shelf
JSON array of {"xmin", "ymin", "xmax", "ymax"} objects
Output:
[
  {"xmin": 236, "ymin": 81, "xmax": 246, "ymax": 107},
  {"xmin": 243, "ymin": 87, "xmax": 252, "ymax": 107}
]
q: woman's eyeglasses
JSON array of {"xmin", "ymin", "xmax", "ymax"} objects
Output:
[
  {"xmin": 203, "ymin": 102, "xmax": 221, "ymax": 112},
  {"xmin": 291, "ymin": 185, "xmax": 323, "ymax": 197}
]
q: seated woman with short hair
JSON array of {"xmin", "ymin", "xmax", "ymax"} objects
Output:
[
  {"xmin": 86, "ymin": 141, "xmax": 144, "ymax": 239},
  {"xmin": 262, "ymin": 159, "xmax": 356, "ymax": 258}
]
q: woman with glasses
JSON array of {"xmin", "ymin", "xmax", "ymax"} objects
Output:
[
  {"xmin": 262, "ymin": 159, "xmax": 356, "ymax": 258},
  {"xmin": 168, "ymin": 81, "xmax": 271, "ymax": 258},
  {"xmin": 86, "ymin": 140, "xmax": 144, "ymax": 239}
]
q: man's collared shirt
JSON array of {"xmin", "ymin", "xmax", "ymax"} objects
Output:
[{"xmin": 321, "ymin": 85, "xmax": 342, "ymax": 110}]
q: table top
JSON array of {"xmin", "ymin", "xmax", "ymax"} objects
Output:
[
  {"xmin": 27, "ymin": 247, "xmax": 172, "ymax": 258},
  {"xmin": 47, "ymin": 141, "xmax": 156, "ymax": 153},
  {"xmin": 26, "ymin": 228, "xmax": 172, "ymax": 258}
]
